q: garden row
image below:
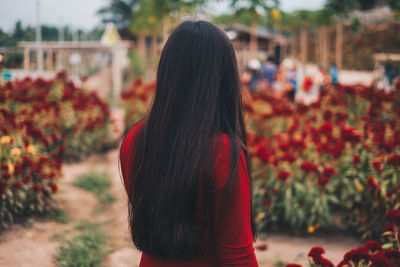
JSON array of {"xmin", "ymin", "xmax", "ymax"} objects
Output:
[{"xmin": 0, "ymin": 72, "xmax": 117, "ymax": 227}]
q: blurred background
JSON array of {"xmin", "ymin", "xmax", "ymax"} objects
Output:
[{"xmin": 0, "ymin": 1, "xmax": 400, "ymax": 267}]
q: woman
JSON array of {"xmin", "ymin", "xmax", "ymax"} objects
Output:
[{"xmin": 119, "ymin": 20, "xmax": 258, "ymax": 267}]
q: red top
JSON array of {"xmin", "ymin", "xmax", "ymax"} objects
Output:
[{"xmin": 119, "ymin": 120, "xmax": 258, "ymax": 267}]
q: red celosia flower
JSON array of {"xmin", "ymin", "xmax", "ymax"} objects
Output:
[
  {"xmin": 320, "ymin": 122, "xmax": 333, "ymax": 137},
  {"xmin": 372, "ymin": 159, "xmax": 382, "ymax": 173},
  {"xmin": 382, "ymin": 224, "xmax": 394, "ymax": 233},
  {"xmin": 277, "ymin": 170, "xmax": 291, "ymax": 182},
  {"xmin": 255, "ymin": 243, "xmax": 268, "ymax": 251},
  {"xmin": 256, "ymin": 145, "xmax": 270, "ymax": 163},
  {"xmin": 371, "ymin": 251, "xmax": 392, "ymax": 267},
  {"xmin": 281, "ymin": 153, "xmax": 297, "ymax": 164},
  {"xmin": 317, "ymin": 177, "xmax": 330, "ymax": 187},
  {"xmin": 285, "ymin": 264, "xmax": 302, "ymax": 267},
  {"xmin": 344, "ymin": 246, "xmax": 371, "ymax": 264},
  {"xmin": 383, "ymin": 248, "xmax": 400, "ymax": 261},
  {"xmin": 366, "ymin": 177, "xmax": 380, "ymax": 191},
  {"xmin": 352, "ymin": 154, "xmax": 361, "ymax": 165},
  {"xmin": 322, "ymin": 166, "xmax": 336, "ymax": 178},
  {"xmin": 386, "ymin": 209, "xmax": 400, "ymax": 224},
  {"xmin": 365, "ymin": 240, "xmax": 382, "ymax": 253},
  {"xmin": 308, "ymin": 246, "xmax": 325, "ymax": 265},
  {"xmin": 300, "ymin": 161, "xmax": 318, "ymax": 173},
  {"xmin": 331, "ymin": 142, "xmax": 345, "ymax": 158},
  {"xmin": 308, "ymin": 246, "xmax": 325, "ymax": 258},
  {"xmin": 50, "ymin": 182, "xmax": 58, "ymax": 194},
  {"xmin": 387, "ymin": 154, "xmax": 400, "ymax": 167},
  {"xmin": 31, "ymin": 184, "xmax": 41, "ymax": 194},
  {"xmin": 323, "ymin": 109, "xmax": 333, "ymax": 122},
  {"xmin": 11, "ymin": 181, "xmax": 22, "ymax": 190}
]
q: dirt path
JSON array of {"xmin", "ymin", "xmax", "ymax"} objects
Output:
[{"xmin": 0, "ymin": 107, "xmax": 360, "ymax": 267}]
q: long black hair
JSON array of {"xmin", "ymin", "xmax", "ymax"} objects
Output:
[{"xmin": 122, "ymin": 20, "xmax": 256, "ymax": 260}]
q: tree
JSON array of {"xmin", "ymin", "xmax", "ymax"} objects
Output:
[
  {"xmin": 97, "ymin": 0, "xmax": 140, "ymax": 39},
  {"xmin": 229, "ymin": 0, "xmax": 280, "ymax": 58},
  {"xmin": 325, "ymin": 0, "xmax": 358, "ymax": 69}
]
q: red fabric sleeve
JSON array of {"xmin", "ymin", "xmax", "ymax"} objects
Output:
[
  {"xmin": 213, "ymin": 135, "xmax": 258, "ymax": 266},
  {"xmin": 119, "ymin": 120, "xmax": 145, "ymax": 191}
]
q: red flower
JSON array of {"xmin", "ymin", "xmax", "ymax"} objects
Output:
[
  {"xmin": 382, "ymin": 224, "xmax": 394, "ymax": 233},
  {"xmin": 344, "ymin": 246, "xmax": 371, "ymax": 264},
  {"xmin": 371, "ymin": 251, "xmax": 392, "ymax": 267},
  {"xmin": 50, "ymin": 182, "xmax": 58, "ymax": 194},
  {"xmin": 386, "ymin": 209, "xmax": 400, "ymax": 224},
  {"xmin": 11, "ymin": 181, "xmax": 22, "ymax": 190},
  {"xmin": 255, "ymin": 243, "xmax": 268, "ymax": 251},
  {"xmin": 366, "ymin": 177, "xmax": 380, "ymax": 191},
  {"xmin": 300, "ymin": 161, "xmax": 318, "ymax": 173},
  {"xmin": 317, "ymin": 177, "xmax": 330, "ymax": 187},
  {"xmin": 372, "ymin": 159, "xmax": 382, "ymax": 173},
  {"xmin": 383, "ymin": 248, "xmax": 400, "ymax": 261},
  {"xmin": 320, "ymin": 122, "xmax": 333, "ymax": 137},
  {"xmin": 256, "ymin": 145, "xmax": 270, "ymax": 163},
  {"xmin": 285, "ymin": 264, "xmax": 302, "ymax": 267},
  {"xmin": 365, "ymin": 240, "xmax": 382, "ymax": 253},
  {"xmin": 277, "ymin": 170, "xmax": 291, "ymax": 182},
  {"xmin": 352, "ymin": 154, "xmax": 361, "ymax": 166},
  {"xmin": 0, "ymin": 181, "xmax": 6, "ymax": 195},
  {"xmin": 322, "ymin": 166, "xmax": 336, "ymax": 178},
  {"xmin": 22, "ymin": 175, "xmax": 32, "ymax": 184},
  {"xmin": 323, "ymin": 109, "xmax": 333, "ymax": 122},
  {"xmin": 31, "ymin": 183, "xmax": 41, "ymax": 194},
  {"xmin": 387, "ymin": 154, "xmax": 400, "ymax": 167},
  {"xmin": 308, "ymin": 246, "xmax": 325, "ymax": 265},
  {"xmin": 308, "ymin": 246, "xmax": 325, "ymax": 258},
  {"xmin": 281, "ymin": 153, "xmax": 297, "ymax": 164}
]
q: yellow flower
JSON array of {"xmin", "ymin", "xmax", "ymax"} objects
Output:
[
  {"xmin": 27, "ymin": 145, "xmax": 37, "ymax": 155},
  {"xmin": 256, "ymin": 212, "xmax": 266, "ymax": 222},
  {"xmin": 308, "ymin": 225, "xmax": 315, "ymax": 233},
  {"xmin": 356, "ymin": 183, "xmax": 364, "ymax": 192},
  {"xmin": 8, "ymin": 164, "xmax": 14, "ymax": 174},
  {"xmin": 1, "ymin": 136, "xmax": 12, "ymax": 145},
  {"xmin": 11, "ymin": 147, "xmax": 21, "ymax": 158}
]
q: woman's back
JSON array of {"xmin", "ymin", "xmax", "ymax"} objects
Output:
[
  {"xmin": 120, "ymin": 120, "xmax": 257, "ymax": 266},
  {"xmin": 119, "ymin": 20, "xmax": 258, "ymax": 266}
]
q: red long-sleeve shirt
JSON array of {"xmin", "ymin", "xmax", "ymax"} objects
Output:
[{"xmin": 119, "ymin": 120, "xmax": 258, "ymax": 267}]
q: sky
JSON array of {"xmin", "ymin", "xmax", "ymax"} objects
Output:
[{"xmin": 0, "ymin": 0, "xmax": 325, "ymax": 32}]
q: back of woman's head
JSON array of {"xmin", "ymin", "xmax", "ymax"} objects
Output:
[{"xmin": 127, "ymin": 20, "xmax": 254, "ymax": 260}]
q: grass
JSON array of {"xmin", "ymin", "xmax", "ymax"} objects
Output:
[
  {"xmin": 73, "ymin": 171, "xmax": 115, "ymax": 206},
  {"xmin": 45, "ymin": 209, "xmax": 71, "ymax": 224},
  {"xmin": 55, "ymin": 222, "xmax": 110, "ymax": 267}
]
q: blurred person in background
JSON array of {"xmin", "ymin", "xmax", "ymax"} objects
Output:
[
  {"xmin": 242, "ymin": 59, "xmax": 261, "ymax": 93},
  {"xmin": 261, "ymin": 56, "xmax": 277, "ymax": 87},
  {"xmin": 329, "ymin": 64, "xmax": 339, "ymax": 85}
]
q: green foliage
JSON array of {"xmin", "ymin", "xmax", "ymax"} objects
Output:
[
  {"xmin": 55, "ymin": 222, "xmax": 110, "ymax": 267},
  {"xmin": 74, "ymin": 172, "xmax": 115, "ymax": 206},
  {"xmin": 45, "ymin": 209, "xmax": 71, "ymax": 224}
]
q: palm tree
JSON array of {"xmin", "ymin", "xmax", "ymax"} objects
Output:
[{"xmin": 230, "ymin": 0, "xmax": 280, "ymax": 58}]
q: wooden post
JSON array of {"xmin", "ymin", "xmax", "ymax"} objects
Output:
[
  {"xmin": 23, "ymin": 47, "xmax": 30, "ymax": 71},
  {"xmin": 321, "ymin": 27, "xmax": 329, "ymax": 69},
  {"xmin": 300, "ymin": 28, "xmax": 308, "ymax": 63},
  {"xmin": 249, "ymin": 22, "xmax": 258, "ymax": 59},
  {"xmin": 335, "ymin": 20, "xmax": 343, "ymax": 69},
  {"xmin": 162, "ymin": 15, "xmax": 170, "ymax": 47}
]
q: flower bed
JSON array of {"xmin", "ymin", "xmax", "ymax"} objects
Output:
[
  {"xmin": 0, "ymin": 72, "xmax": 116, "ymax": 227},
  {"xmin": 121, "ymin": 78, "xmax": 400, "ymax": 240}
]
